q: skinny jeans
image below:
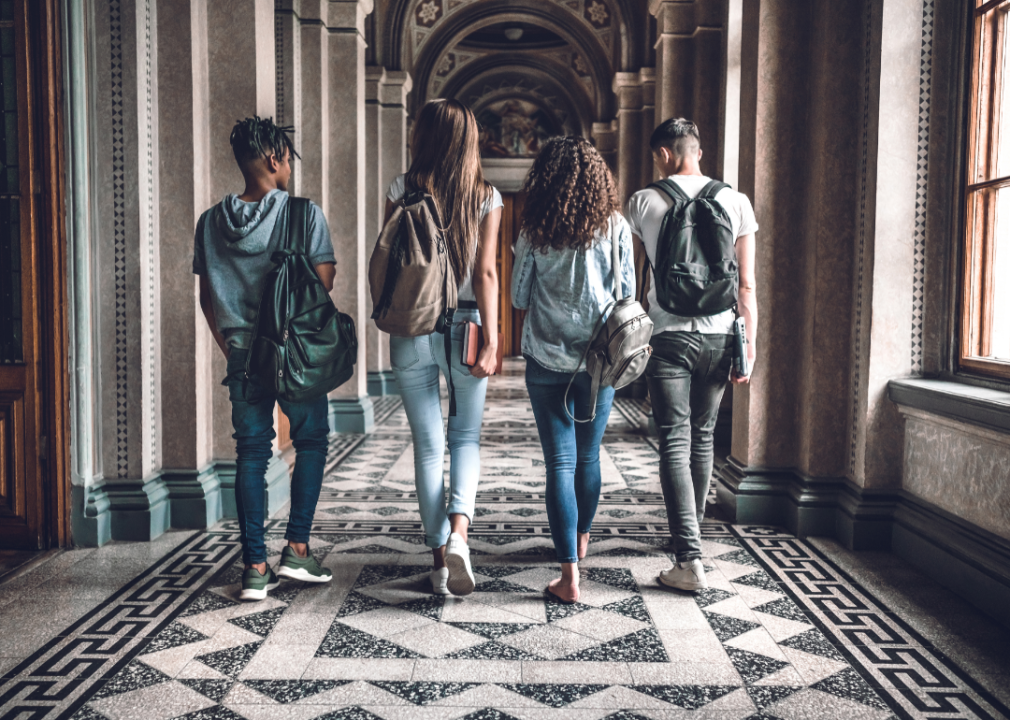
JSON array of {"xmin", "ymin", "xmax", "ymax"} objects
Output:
[{"xmin": 390, "ymin": 317, "xmax": 488, "ymax": 549}]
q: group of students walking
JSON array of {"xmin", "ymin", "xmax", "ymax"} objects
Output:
[{"xmin": 194, "ymin": 101, "xmax": 757, "ymax": 604}]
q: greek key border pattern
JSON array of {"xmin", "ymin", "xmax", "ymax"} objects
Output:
[
  {"xmin": 0, "ymin": 532, "xmax": 243, "ymax": 720},
  {"xmin": 109, "ymin": 0, "xmax": 129, "ymax": 478},
  {"xmin": 735, "ymin": 526, "xmax": 1010, "ymax": 720},
  {"xmin": 911, "ymin": 0, "xmax": 935, "ymax": 375}
]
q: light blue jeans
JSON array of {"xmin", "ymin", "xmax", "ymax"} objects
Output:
[{"xmin": 390, "ymin": 318, "xmax": 488, "ymax": 549}]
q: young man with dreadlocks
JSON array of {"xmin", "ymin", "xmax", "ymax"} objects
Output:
[{"xmin": 194, "ymin": 116, "xmax": 337, "ymax": 601}]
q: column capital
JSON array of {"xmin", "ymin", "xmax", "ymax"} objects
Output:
[
  {"xmin": 327, "ymin": 0, "xmax": 372, "ymax": 33},
  {"xmin": 366, "ymin": 66, "xmax": 386, "ymax": 102},
  {"xmin": 379, "ymin": 69, "xmax": 413, "ymax": 106},
  {"xmin": 613, "ymin": 72, "xmax": 644, "ymax": 110}
]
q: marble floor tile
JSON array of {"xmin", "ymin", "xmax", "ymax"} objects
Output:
[{"xmin": 1, "ymin": 360, "xmax": 1006, "ymax": 720}]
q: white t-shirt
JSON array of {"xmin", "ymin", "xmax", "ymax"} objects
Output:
[
  {"xmin": 625, "ymin": 175, "xmax": 758, "ymax": 335},
  {"xmin": 386, "ymin": 174, "xmax": 504, "ymax": 302}
]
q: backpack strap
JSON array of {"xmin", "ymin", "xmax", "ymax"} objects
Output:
[
  {"xmin": 648, "ymin": 178, "xmax": 692, "ymax": 204},
  {"xmin": 287, "ymin": 197, "xmax": 310, "ymax": 252},
  {"xmin": 698, "ymin": 180, "xmax": 729, "ymax": 199}
]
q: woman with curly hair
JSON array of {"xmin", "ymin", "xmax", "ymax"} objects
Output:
[
  {"xmin": 512, "ymin": 136, "xmax": 636, "ymax": 603},
  {"xmin": 383, "ymin": 99, "xmax": 503, "ymax": 596}
]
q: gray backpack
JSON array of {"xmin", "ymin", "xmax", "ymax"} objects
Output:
[{"xmin": 566, "ymin": 227, "xmax": 653, "ymax": 422}]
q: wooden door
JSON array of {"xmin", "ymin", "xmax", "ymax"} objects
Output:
[
  {"xmin": 496, "ymin": 193, "xmax": 526, "ymax": 356},
  {"xmin": 0, "ymin": 0, "xmax": 68, "ymax": 549}
]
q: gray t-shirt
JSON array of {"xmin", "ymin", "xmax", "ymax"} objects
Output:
[{"xmin": 193, "ymin": 189, "xmax": 336, "ymax": 349}]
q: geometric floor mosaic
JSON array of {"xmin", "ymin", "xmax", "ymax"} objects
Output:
[{"xmin": 1, "ymin": 359, "xmax": 1007, "ymax": 720}]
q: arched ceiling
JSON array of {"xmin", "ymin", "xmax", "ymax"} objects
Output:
[{"xmin": 380, "ymin": 0, "xmax": 642, "ymax": 131}]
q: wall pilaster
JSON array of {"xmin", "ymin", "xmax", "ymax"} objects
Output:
[
  {"xmin": 92, "ymin": 0, "xmax": 169, "ymax": 541},
  {"xmin": 639, "ymin": 67, "xmax": 657, "ymax": 188},
  {"xmin": 592, "ymin": 121, "xmax": 618, "ymax": 173},
  {"xmin": 613, "ymin": 72, "xmax": 645, "ymax": 203},
  {"xmin": 367, "ymin": 69, "xmax": 412, "ymax": 397},
  {"xmin": 325, "ymin": 0, "xmax": 375, "ymax": 432}
]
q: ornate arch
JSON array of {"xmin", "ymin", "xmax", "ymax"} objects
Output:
[{"xmin": 407, "ymin": 0, "xmax": 619, "ymax": 119}]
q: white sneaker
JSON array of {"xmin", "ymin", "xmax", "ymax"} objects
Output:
[
  {"xmin": 659, "ymin": 559, "xmax": 708, "ymax": 592},
  {"xmin": 444, "ymin": 533, "xmax": 476, "ymax": 596},
  {"xmin": 429, "ymin": 567, "xmax": 450, "ymax": 596}
]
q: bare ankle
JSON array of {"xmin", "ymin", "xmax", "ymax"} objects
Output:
[{"xmin": 288, "ymin": 542, "xmax": 308, "ymax": 558}]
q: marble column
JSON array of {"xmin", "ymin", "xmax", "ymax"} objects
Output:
[
  {"xmin": 368, "ymin": 69, "xmax": 412, "ymax": 396},
  {"xmin": 324, "ymin": 0, "xmax": 375, "ymax": 433},
  {"xmin": 613, "ymin": 72, "xmax": 645, "ymax": 203},
  {"xmin": 91, "ymin": 0, "xmax": 169, "ymax": 541},
  {"xmin": 714, "ymin": 0, "xmax": 889, "ymax": 548},
  {"xmin": 593, "ymin": 122, "xmax": 618, "ymax": 174},
  {"xmin": 640, "ymin": 67, "xmax": 657, "ymax": 188},
  {"xmin": 650, "ymin": 0, "xmax": 727, "ymax": 178},
  {"xmin": 206, "ymin": 0, "xmax": 290, "ymax": 516},
  {"xmin": 156, "ymin": 0, "xmax": 221, "ymax": 529}
]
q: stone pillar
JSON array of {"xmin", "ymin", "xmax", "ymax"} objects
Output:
[
  {"xmin": 156, "ymin": 0, "xmax": 221, "ymax": 529},
  {"xmin": 91, "ymin": 0, "xmax": 169, "ymax": 541},
  {"xmin": 640, "ymin": 67, "xmax": 657, "ymax": 188},
  {"xmin": 650, "ymin": 0, "xmax": 727, "ymax": 178},
  {"xmin": 324, "ymin": 0, "xmax": 375, "ymax": 433},
  {"xmin": 367, "ymin": 69, "xmax": 412, "ymax": 396},
  {"xmin": 364, "ymin": 66, "xmax": 392, "ymax": 396},
  {"xmin": 67, "ymin": 0, "xmax": 110, "ymax": 545},
  {"xmin": 714, "ymin": 0, "xmax": 892, "ymax": 549},
  {"xmin": 593, "ymin": 121, "xmax": 618, "ymax": 174},
  {"xmin": 276, "ymin": 2, "xmax": 303, "ymax": 194},
  {"xmin": 206, "ymin": 0, "xmax": 290, "ymax": 516},
  {"xmin": 613, "ymin": 72, "xmax": 645, "ymax": 203}
]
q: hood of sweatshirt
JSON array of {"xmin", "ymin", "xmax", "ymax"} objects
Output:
[{"xmin": 214, "ymin": 188, "xmax": 287, "ymax": 256}]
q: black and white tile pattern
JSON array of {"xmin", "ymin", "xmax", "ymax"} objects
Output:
[{"xmin": 1, "ymin": 359, "xmax": 1006, "ymax": 720}]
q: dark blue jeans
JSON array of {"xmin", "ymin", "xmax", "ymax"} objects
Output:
[
  {"xmin": 525, "ymin": 356, "xmax": 615, "ymax": 563},
  {"xmin": 226, "ymin": 349, "xmax": 330, "ymax": 565},
  {"xmin": 645, "ymin": 331, "xmax": 733, "ymax": 562}
]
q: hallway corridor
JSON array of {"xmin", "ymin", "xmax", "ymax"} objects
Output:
[{"xmin": 1, "ymin": 360, "xmax": 1008, "ymax": 720}]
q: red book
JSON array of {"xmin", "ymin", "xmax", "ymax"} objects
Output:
[{"xmin": 460, "ymin": 322, "xmax": 503, "ymax": 375}]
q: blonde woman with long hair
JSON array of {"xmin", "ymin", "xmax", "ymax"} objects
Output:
[{"xmin": 383, "ymin": 99, "xmax": 502, "ymax": 596}]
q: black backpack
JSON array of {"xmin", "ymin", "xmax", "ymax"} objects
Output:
[
  {"xmin": 649, "ymin": 178, "xmax": 738, "ymax": 317},
  {"xmin": 246, "ymin": 197, "xmax": 357, "ymax": 403}
]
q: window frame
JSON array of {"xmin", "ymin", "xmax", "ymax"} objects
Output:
[{"xmin": 959, "ymin": 0, "xmax": 1010, "ymax": 380}]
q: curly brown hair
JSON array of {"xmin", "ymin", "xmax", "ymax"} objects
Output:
[{"xmin": 520, "ymin": 136, "xmax": 621, "ymax": 251}]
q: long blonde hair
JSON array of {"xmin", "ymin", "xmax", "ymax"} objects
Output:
[{"xmin": 406, "ymin": 99, "xmax": 490, "ymax": 283}]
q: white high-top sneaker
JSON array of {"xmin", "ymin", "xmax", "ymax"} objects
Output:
[
  {"xmin": 659, "ymin": 559, "xmax": 708, "ymax": 592},
  {"xmin": 429, "ymin": 567, "xmax": 450, "ymax": 596},
  {"xmin": 444, "ymin": 532, "xmax": 476, "ymax": 596}
]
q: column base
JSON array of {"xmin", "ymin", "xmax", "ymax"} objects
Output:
[
  {"xmin": 71, "ymin": 483, "xmax": 112, "ymax": 547},
  {"xmin": 104, "ymin": 474, "xmax": 172, "ymax": 541},
  {"xmin": 329, "ymin": 397, "xmax": 375, "ymax": 434},
  {"xmin": 162, "ymin": 465, "xmax": 224, "ymax": 529},
  {"xmin": 713, "ymin": 456, "xmax": 897, "ymax": 550},
  {"xmin": 367, "ymin": 370, "xmax": 397, "ymax": 397}
]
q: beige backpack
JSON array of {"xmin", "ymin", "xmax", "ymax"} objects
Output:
[
  {"xmin": 369, "ymin": 187, "xmax": 462, "ymax": 415},
  {"xmin": 369, "ymin": 188, "xmax": 457, "ymax": 337}
]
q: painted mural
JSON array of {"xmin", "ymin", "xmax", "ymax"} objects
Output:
[{"xmin": 477, "ymin": 98, "xmax": 560, "ymax": 158}]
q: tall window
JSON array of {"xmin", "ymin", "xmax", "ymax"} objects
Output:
[{"xmin": 962, "ymin": 0, "xmax": 1010, "ymax": 378}]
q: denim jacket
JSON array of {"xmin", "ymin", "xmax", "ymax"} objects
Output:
[{"xmin": 511, "ymin": 213, "xmax": 636, "ymax": 373}]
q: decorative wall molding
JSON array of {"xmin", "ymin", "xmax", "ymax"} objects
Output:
[
  {"xmin": 109, "ymin": 0, "xmax": 129, "ymax": 478},
  {"xmin": 142, "ymin": 0, "xmax": 158, "ymax": 474},
  {"xmin": 911, "ymin": 0, "xmax": 934, "ymax": 375},
  {"xmin": 848, "ymin": 0, "xmax": 875, "ymax": 479},
  {"xmin": 714, "ymin": 460, "xmax": 1010, "ymax": 631}
]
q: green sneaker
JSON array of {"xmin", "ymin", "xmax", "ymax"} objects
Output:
[
  {"xmin": 240, "ymin": 566, "xmax": 280, "ymax": 601},
  {"xmin": 277, "ymin": 545, "xmax": 332, "ymax": 584}
]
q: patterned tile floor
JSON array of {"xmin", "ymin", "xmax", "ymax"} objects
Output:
[{"xmin": 1, "ymin": 359, "xmax": 1009, "ymax": 720}]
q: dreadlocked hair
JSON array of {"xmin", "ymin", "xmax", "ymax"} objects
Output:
[
  {"xmin": 230, "ymin": 116, "xmax": 300, "ymax": 167},
  {"xmin": 520, "ymin": 136, "xmax": 621, "ymax": 252}
]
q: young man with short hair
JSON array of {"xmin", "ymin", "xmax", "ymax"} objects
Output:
[
  {"xmin": 625, "ymin": 118, "xmax": 759, "ymax": 591},
  {"xmin": 194, "ymin": 117, "xmax": 337, "ymax": 601}
]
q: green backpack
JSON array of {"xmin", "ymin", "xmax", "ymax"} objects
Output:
[{"xmin": 246, "ymin": 197, "xmax": 357, "ymax": 403}]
